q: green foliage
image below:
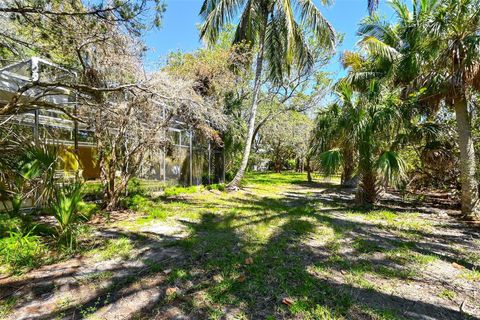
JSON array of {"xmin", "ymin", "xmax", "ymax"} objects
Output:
[
  {"xmin": 163, "ymin": 185, "xmax": 199, "ymax": 197},
  {"xmin": 460, "ymin": 268, "xmax": 480, "ymax": 282},
  {"xmin": 206, "ymin": 183, "xmax": 226, "ymax": 192},
  {"xmin": 200, "ymin": 0, "xmax": 336, "ymax": 84},
  {"xmin": 0, "ymin": 228, "xmax": 46, "ymax": 272},
  {"xmin": 0, "ymin": 141, "xmax": 58, "ymax": 220},
  {"xmin": 124, "ymin": 194, "xmax": 151, "ymax": 211},
  {"xmin": 0, "ymin": 214, "xmax": 23, "ymax": 237},
  {"xmin": 49, "ymin": 183, "xmax": 84, "ymax": 249},
  {"xmin": 376, "ymin": 151, "xmax": 406, "ymax": 186},
  {"xmin": 77, "ymin": 201, "xmax": 99, "ymax": 221},
  {"xmin": 438, "ymin": 289, "xmax": 456, "ymax": 300},
  {"xmin": 94, "ymin": 237, "xmax": 133, "ymax": 261},
  {"xmin": 319, "ymin": 149, "xmax": 343, "ymax": 176},
  {"xmin": 127, "ymin": 177, "xmax": 147, "ymax": 196},
  {"xmin": 0, "ymin": 296, "xmax": 17, "ymax": 319}
]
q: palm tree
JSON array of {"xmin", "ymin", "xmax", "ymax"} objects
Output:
[
  {"xmin": 427, "ymin": 0, "xmax": 480, "ymax": 218},
  {"xmin": 315, "ymin": 81, "xmax": 406, "ymax": 206},
  {"xmin": 354, "ymin": 0, "xmax": 480, "ymax": 218},
  {"xmin": 199, "ymin": 0, "xmax": 335, "ymax": 188},
  {"xmin": 313, "ymin": 83, "xmax": 357, "ymax": 186}
]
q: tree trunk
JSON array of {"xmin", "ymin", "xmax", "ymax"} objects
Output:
[
  {"xmin": 227, "ymin": 16, "xmax": 268, "ymax": 189},
  {"xmin": 341, "ymin": 149, "xmax": 354, "ymax": 186},
  {"xmin": 356, "ymin": 145, "xmax": 377, "ymax": 206},
  {"xmin": 454, "ymin": 97, "xmax": 479, "ymax": 218},
  {"xmin": 306, "ymin": 157, "xmax": 312, "ymax": 182},
  {"xmin": 356, "ymin": 169, "xmax": 377, "ymax": 206}
]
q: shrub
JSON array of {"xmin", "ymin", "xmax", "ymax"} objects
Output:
[
  {"xmin": 0, "ymin": 228, "xmax": 46, "ymax": 272},
  {"xmin": 78, "ymin": 201, "xmax": 99, "ymax": 220},
  {"xmin": 0, "ymin": 214, "xmax": 23, "ymax": 237},
  {"xmin": 163, "ymin": 185, "xmax": 199, "ymax": 197},
  {"xmin": 127, "ymin": 177, "xmax": 147, "ymax": 196},
  {"xmin": 50, "ymin": 182, "xmax": 84, "ymax": 249},
  {"xmin": 123, "ymin": 194, "xmax": 151, "ymax": 211}
]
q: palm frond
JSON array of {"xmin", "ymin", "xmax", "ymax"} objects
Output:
[
  {"xmin": 200, "ymin": 0, "xmax": 247, "ymax": 45},
  {"xmin": 341, "ymin": 51, "xmax": 365, "ymax": 70},
  {"xmin": 319, "ymin": 148, "xmax": 343, "ymax": 176},
  {"xmin": 233, "ymin": 0, "xmax": 258, "ymax": 45},
  {"xmin": 376, "ymin": 150, "xmax": 406, "ymax": 186},
  {"xmin": 359, "ymin": 36, "xmax": 400, "ymax": 62},
  {"xmin": 295, "ymin": 0, "xmax": 336, "ymax": 50}
]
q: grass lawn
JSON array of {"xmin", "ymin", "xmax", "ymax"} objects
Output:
[{"xmin": 1, "ymin": 172, "xmax": 479, "ymax": 320}]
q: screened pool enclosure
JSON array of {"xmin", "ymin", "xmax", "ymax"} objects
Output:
[{"xmin": 0, "ymin": 57, "xmax": 225, "ymax": 186}]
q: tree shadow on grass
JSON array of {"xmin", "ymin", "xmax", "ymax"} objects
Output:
[
  {"xmin": 0, "ymin": 228, "xmax": 187, "ymax": 320},
  {"xmin": 2, "ymin": 180, "xmax": 479, "ymax": 320},
  {"xmin": 141, "ymin": 186, "xmax": 477, "ymax": 319},
  {"xmin": 161, "ymin": 206, "xmax": 473, "ymax": 319}
]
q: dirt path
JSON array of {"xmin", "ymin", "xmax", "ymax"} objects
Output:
[{"xmin": 1, "ymin": 177, "xmax": 479, "ymax": 319}]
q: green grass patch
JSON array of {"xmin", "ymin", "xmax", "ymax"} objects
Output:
[
  {"xmin": 0, "ymin": 296, "xmax": 17, "ymax": 318},
  {"xmin": 0, "ymin": 214, "xmax": 23, "ymax": 237},
  {"xmin": 89, "ymin": 237, "xmax": 134, "ymax": 261},
  {"xmin": 352, "ymin": 238, "xmax": 384, "ymax": 254},
  {"xmin": 206, "ymin": 183, "xmax": 226, "ymax": 192},
  {"xmin": 460, "ymin": 268, "xmax": 480, "ymax": 282},
  {"xmin": 78, "ymin": 201, "xmax": 99, "ymax": 220},
  {"xmin": 384, "ymin": 245, "xmax": 438, "ymax": 267},
  {"xmin": 0, "ymin": 228, "xmax": 47, "ymax": 273},
  {"xmin": 438, "ymin": 289, "xmax": 456, "ymax": 300},
  {"xmin": 163, "ymin": 185, "xmax": 200, "ymax": 197}
]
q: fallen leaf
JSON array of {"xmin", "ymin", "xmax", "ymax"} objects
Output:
[
  {"xmin": 165, "ymin": 287, "xmax": 177, "ymax": 296},
  {"xmin": 163, "ymin": 269, "xmax": 172, "ymax": 275},
  {"xmin": 245, "ymin": 257, "xmax": 253, "ymax": 265},
  {"xmin": 452, "ymin": 262, "xmax": 465, "ymax": 269},
  {"xmin": 213, "ymin": 274, "xmax": 224, "ymax": 283},
  {"xmin": 237, "ymin": 274, "xmax": 246, "ymax": 282},
  {"xmin": 282, "ymin": 297, "xmax": 294, "ymax": 306}
]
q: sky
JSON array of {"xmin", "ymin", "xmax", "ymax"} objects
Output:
[{"xmin": 143, "ymin": 0, "xmax": 396, "ymax": 77}]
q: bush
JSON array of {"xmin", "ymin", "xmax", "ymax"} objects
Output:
[
  {"xmin": 50, "ymin": 182, "xmax": 84, "ymax": 249},
  {"xmin": 127, "ymin": 177, "xmax": 147, "ymax": 196},
  {"xmin": 123, "ymin": 194, "xmax": 151, "ymax": 211},
  {"xmin": 0, "ymin": 214, "xmax": 23, "ymax": 237},
  {"xmin": 163, "ymin": 185, "xmax": 199, "ymax": 197},
  {"xmin": 225, "ymin": 171, "xmax": 235, "ymax": 182},
  {"xmin": 0, "ymin": 228, "xmax": 46, "ymax": 272},
  {"xmin": 77, "ymin": 201, "xmax": 99, "ymax": 220}
]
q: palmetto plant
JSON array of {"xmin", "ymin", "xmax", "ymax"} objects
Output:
[
  {"xmin": 313, "ymin": 82, "xmax": 357, "ymax": 186},
  {"xmin": 50, "ymin": 182, "xmax": 84, "ymax": 249},
  {"xmin": 351, "ymin": 0, "xmax": 480, "ymax": 217},
  {"xmin": 315, "ymin": 82, "xmax": 406, "ymax": 205},
  {"xmin": 199, "ymin": 0, "xmax": 336, "ymax": 188},
  {"xmin": 0, "ymin": 131, "xmax": 58, "ymax": 221}
]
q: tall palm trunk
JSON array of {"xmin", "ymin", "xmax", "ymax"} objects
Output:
[
  {"xmin": 227, "ymin": 17, "xmax": 267, "ymax": 189},
  {"xmin": 356, "ymin": 141, "xmax": 377, "ymax": 206},
  {"xmin": 341, "ymin": 148, "xmax": 355, "ymax": 186},
  {"xmin": 358, "ymin": 168, "xmax": 377, "ymax": 205},
  {"xmin": 454, "ymin": 96, "xmax": 479, "ymax": 218}
]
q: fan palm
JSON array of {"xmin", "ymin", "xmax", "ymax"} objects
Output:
[
  {"xmin": 316, "ymin": 81, "xmax": 406, "ymax": 205},
  {"xmin": 353, "ymin": 0, "xmax": 480, "ymax": 217},
  {"xmin": 199, "ymin": 0, "xmax": 336, "ymax": 188},
  {"xmin": 313, "ymin": 82, "xmax": 357, "ymax": 186}
]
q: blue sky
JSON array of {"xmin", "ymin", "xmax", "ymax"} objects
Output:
[{"xmin": 143, "ymin": 0, "xmax": 395, "ymax": 77}]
